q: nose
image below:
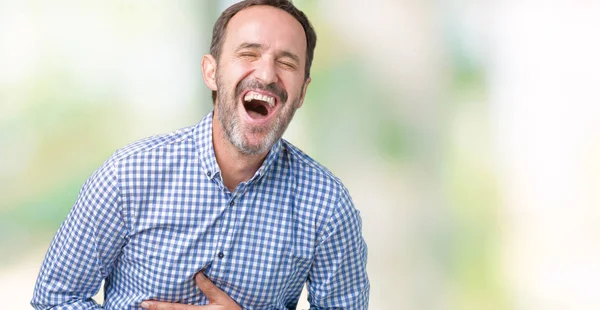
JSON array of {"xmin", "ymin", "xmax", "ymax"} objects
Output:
[{"xmin": 253, "ymin": 57, "xmax": 278, "ymax": 85}]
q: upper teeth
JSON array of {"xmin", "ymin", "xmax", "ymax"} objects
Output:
[{"xmin": 244, "ymin": 91, "xmax": 275, "ymax": 107}]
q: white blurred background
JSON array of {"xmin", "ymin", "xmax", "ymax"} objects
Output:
[{"xmin": 1, "ymin": 0, "xmax": 599, "ymax": 309}]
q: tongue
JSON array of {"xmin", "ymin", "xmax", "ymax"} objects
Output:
[
  {"xmin": 245, "ymin": 100, "xmax": 269, "ymax": 119},
  {"xmin": 247, "ymin": 109, "xmax": 265, "ymax": 119}
]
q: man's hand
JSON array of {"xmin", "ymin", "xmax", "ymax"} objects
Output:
[{"xmin": 140, "ymin": 273, "xmax": 241, "ymax": 310}]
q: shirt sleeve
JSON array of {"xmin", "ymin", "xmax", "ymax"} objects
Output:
[
  {"xmin": 31, "ymin": 159, "xmax": 128, "ymax": 309},
  {"xmin": 307, "ymin": 189, "xmax": 370, "ymax": 309}
]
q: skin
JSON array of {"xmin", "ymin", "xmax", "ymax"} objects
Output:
[
  {"xmin": 202, "ymin": 5, "xmax": 310, "ymax": 191},
  {"xmin": 141, "ymin": 273, "xmax": 240, "ymax": 310},
  {"xmin": 142, "ymin": 5, "xmax": 311, "ymax": 308}
]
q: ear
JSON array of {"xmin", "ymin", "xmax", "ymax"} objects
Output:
[
  {"xmin": 296, "ymin": 77, "xmax": 311, "ymax": 109},
  {"xmin": 201, "ymin": 54, "xmax": 218, "ymax": 91}
]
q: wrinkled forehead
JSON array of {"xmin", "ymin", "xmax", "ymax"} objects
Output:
[{"xmin": 223, "ymin": 5, "xmax": 307, "ymax": 61}]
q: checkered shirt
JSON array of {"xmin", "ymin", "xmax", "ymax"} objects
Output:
[{"xmin": 32, "ymin": 111, "xmax": 369, "ymax": 309}]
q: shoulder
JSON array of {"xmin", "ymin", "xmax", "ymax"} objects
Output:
[
  {"xmin": 280, "ymin": 139, "xmax": 356, "ymax": 218},
  {"xmin": 108, "ymin": 125, "xmax": 197, "ymax": 166},
  {"xmin": 281, "ymin": 139, "xmax": 347, "ymax": 195},
  {"xmin": 280, "ymin": 140, "xmax": 363, "ymax": 245}
]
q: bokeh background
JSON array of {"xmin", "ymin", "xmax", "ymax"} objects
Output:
[{"xmin": 1, "ymin": 0, "xmax": 600, "ymax": 309}]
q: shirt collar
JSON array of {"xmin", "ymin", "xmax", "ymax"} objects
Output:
[
  {"xmin": 195, "ymin": 111, "xmax": 220, "ymax": 180},
  {"xmin": 254, "ymin": 136, "xmax": 282, "ymax": 181},
  {"xmin": 195, "ymin": 110, "xmax": 282, "ymax": 183}
]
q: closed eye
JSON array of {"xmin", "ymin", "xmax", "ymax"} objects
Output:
[
  {"xmin": 239, "ymin": 52, "xmax": 259, "ymax": 60},
  {"xmin": 278, "ymin": 60, "xmax": 297, "ymax": 70}
]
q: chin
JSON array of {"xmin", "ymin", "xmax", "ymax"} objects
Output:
[{"xmin": 238, "ymin": 130, "xmax": 278, "ymax": 155}]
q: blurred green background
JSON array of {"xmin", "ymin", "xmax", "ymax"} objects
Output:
[{"xmin": 2, "ymin": 1, "xmax": 600, "ymax": 309}]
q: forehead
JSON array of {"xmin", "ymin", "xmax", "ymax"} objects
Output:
[{"xmin": 224, "ymin": 5, "xmax": 307, "ymax": 57}]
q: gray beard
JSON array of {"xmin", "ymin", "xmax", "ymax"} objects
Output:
[{"xmin": 216, "ymin": 91, "xmax": 298, "ymax": 156}]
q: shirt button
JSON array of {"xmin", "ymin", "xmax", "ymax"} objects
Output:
[
  {"xmin": 206, "ymin": 171, "xmax": 211, "ymax": 177},
  {"xmin": 229, "ymin": 200, "xmax": 234, "ymax": 207},
  {"xmin": 218, "ymin": 251, "xmax": 225, "ymax": 259}
]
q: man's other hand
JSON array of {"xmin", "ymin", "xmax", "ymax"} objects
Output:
[{"xmin": 141, "ymin": 273, "xmax": 241, "ymax": 310}]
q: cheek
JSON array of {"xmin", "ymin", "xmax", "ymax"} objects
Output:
[
  {"xmin": 218, "ymin": 61, "xmax": 253, "ymax": 86},
  {"xmin": 282, "ymin": 76, "xmax": 306, "ymax": 99},
  {"xmin": 233, "ymin": 63, "xmax": 253, "ymax": 76},
  {"xmin": 229, "ymin": 60, "xmax": 254, "ymax": 79}
]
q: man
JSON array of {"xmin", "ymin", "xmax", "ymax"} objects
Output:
[{"xmin": 32, "ymin": 0, "xmax": 369, "ymax": 309}]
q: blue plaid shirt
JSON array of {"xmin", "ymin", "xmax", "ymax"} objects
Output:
[{"xmin": 32, "ymin": 111, "xmax": 369, "ymax": 309}]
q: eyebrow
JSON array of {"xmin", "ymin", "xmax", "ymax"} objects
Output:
[{"xmin": 235, "ymin": 42, "xmax": 300, "ymax": 64}]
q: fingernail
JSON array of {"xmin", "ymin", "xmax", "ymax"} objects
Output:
[
  {"xmin": 141, "ymin": 301, "xmax": 150, "ymax": 308},
  {"xmin": 196, "ymin": 272, "xmax": 206, "ymax": 280}
]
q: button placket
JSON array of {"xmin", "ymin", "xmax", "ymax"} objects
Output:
[
  {"xmin": 220, "ymin": 196, "xmax": 242, "ymax": 256},
  {"xmin": 213, "ymin": 194, "xmax": 234, "ymax": 267}
]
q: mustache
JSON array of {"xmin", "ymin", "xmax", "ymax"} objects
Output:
[{"xmin": 235, "ymin": 78, "xmax": 288, "ymax": 104}]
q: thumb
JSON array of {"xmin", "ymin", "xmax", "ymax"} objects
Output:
[{"xmin": 195, "ymin": 272, "xmax": 225, "ymax": 303}]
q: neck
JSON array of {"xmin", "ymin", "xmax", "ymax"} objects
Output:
[{"xmin": 212, "ymin": 113, "xmax": 268, "ymax": 192}]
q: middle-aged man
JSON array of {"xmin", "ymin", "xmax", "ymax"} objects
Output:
[{"xmin": 32, "ymin": 0, "xmax": 369, "ymax": 309}]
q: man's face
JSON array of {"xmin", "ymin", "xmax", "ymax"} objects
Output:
[{"xmin": 212, "ymin": 5, "xmax": 310, "ymax": 155}]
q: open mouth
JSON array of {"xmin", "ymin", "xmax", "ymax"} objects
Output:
[{"xmin": 242, "ymin": 90, "xmax": 277, "ymax": 119}]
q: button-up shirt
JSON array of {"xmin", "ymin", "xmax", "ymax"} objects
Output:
[{"xmin": 32, "ymin": 111, "xmax": 369, "ymax": 309}]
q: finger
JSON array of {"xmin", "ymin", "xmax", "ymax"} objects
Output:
[
  {"xmin": 141, "ymin": 300, "xmax": 198, "ymax": 310},
  {"xmin": 195, "ymin": 272, "xmax": 228, "ymax": 303}
]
